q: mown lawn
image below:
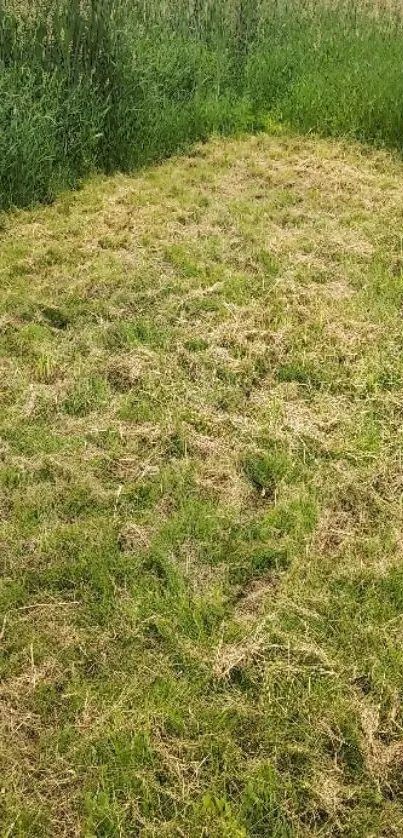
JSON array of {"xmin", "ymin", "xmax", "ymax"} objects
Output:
[{"xmin": 1, "ymin": 131, "xmax": 403, "ymax": 836}]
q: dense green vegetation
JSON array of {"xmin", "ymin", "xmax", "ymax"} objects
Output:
[{"xmin": 1, "ymin": 0, "xmax": 403, "ymax": 209}]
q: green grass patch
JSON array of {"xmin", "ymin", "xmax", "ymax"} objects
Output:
[
  {"xmin": 2, "ymin": 133, "xmax": 403, "ymax": 834},
  {"xmin": 3, "ymin": 0, "xmax": 403, "ymax": 209}
]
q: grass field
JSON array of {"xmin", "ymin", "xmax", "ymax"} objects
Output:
[
  {"xmin": 2, "ymin": 129, "xmax": 403, "ymax": 835},
  {"xmin": 2, "ymin": 0, "xmax": 403, "ymax": 210}
]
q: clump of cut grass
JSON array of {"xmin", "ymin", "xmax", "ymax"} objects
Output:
[{"xmin": 2, "ymin": 133, "xmax": 403, "ymax": 834}]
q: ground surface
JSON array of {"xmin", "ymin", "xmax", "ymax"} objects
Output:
[{"xmin": 1, "ymin": 131, "xmax": 403, "ymax": 836}]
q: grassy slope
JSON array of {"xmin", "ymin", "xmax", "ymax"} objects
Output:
[{"xmin": 1, "ymin": 131, "xmax": 403, "ymax": 836}]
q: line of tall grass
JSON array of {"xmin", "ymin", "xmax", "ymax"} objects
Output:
[{"xmin": 1, "ymin": 0, "xmax": 403, "ymax": 210}]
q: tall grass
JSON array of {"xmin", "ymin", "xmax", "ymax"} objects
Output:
[{"xmin": 1, "ymin": 0, "xmax": 403, "ymax": 210}]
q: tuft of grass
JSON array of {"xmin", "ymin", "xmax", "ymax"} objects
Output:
[
  {"xmin": 2, "ymin": 133, "xmax": 403, "ymax": 834},
  {"xmin": 243, "ymin": 443, "xmax": 294, "ymax": 497}
]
